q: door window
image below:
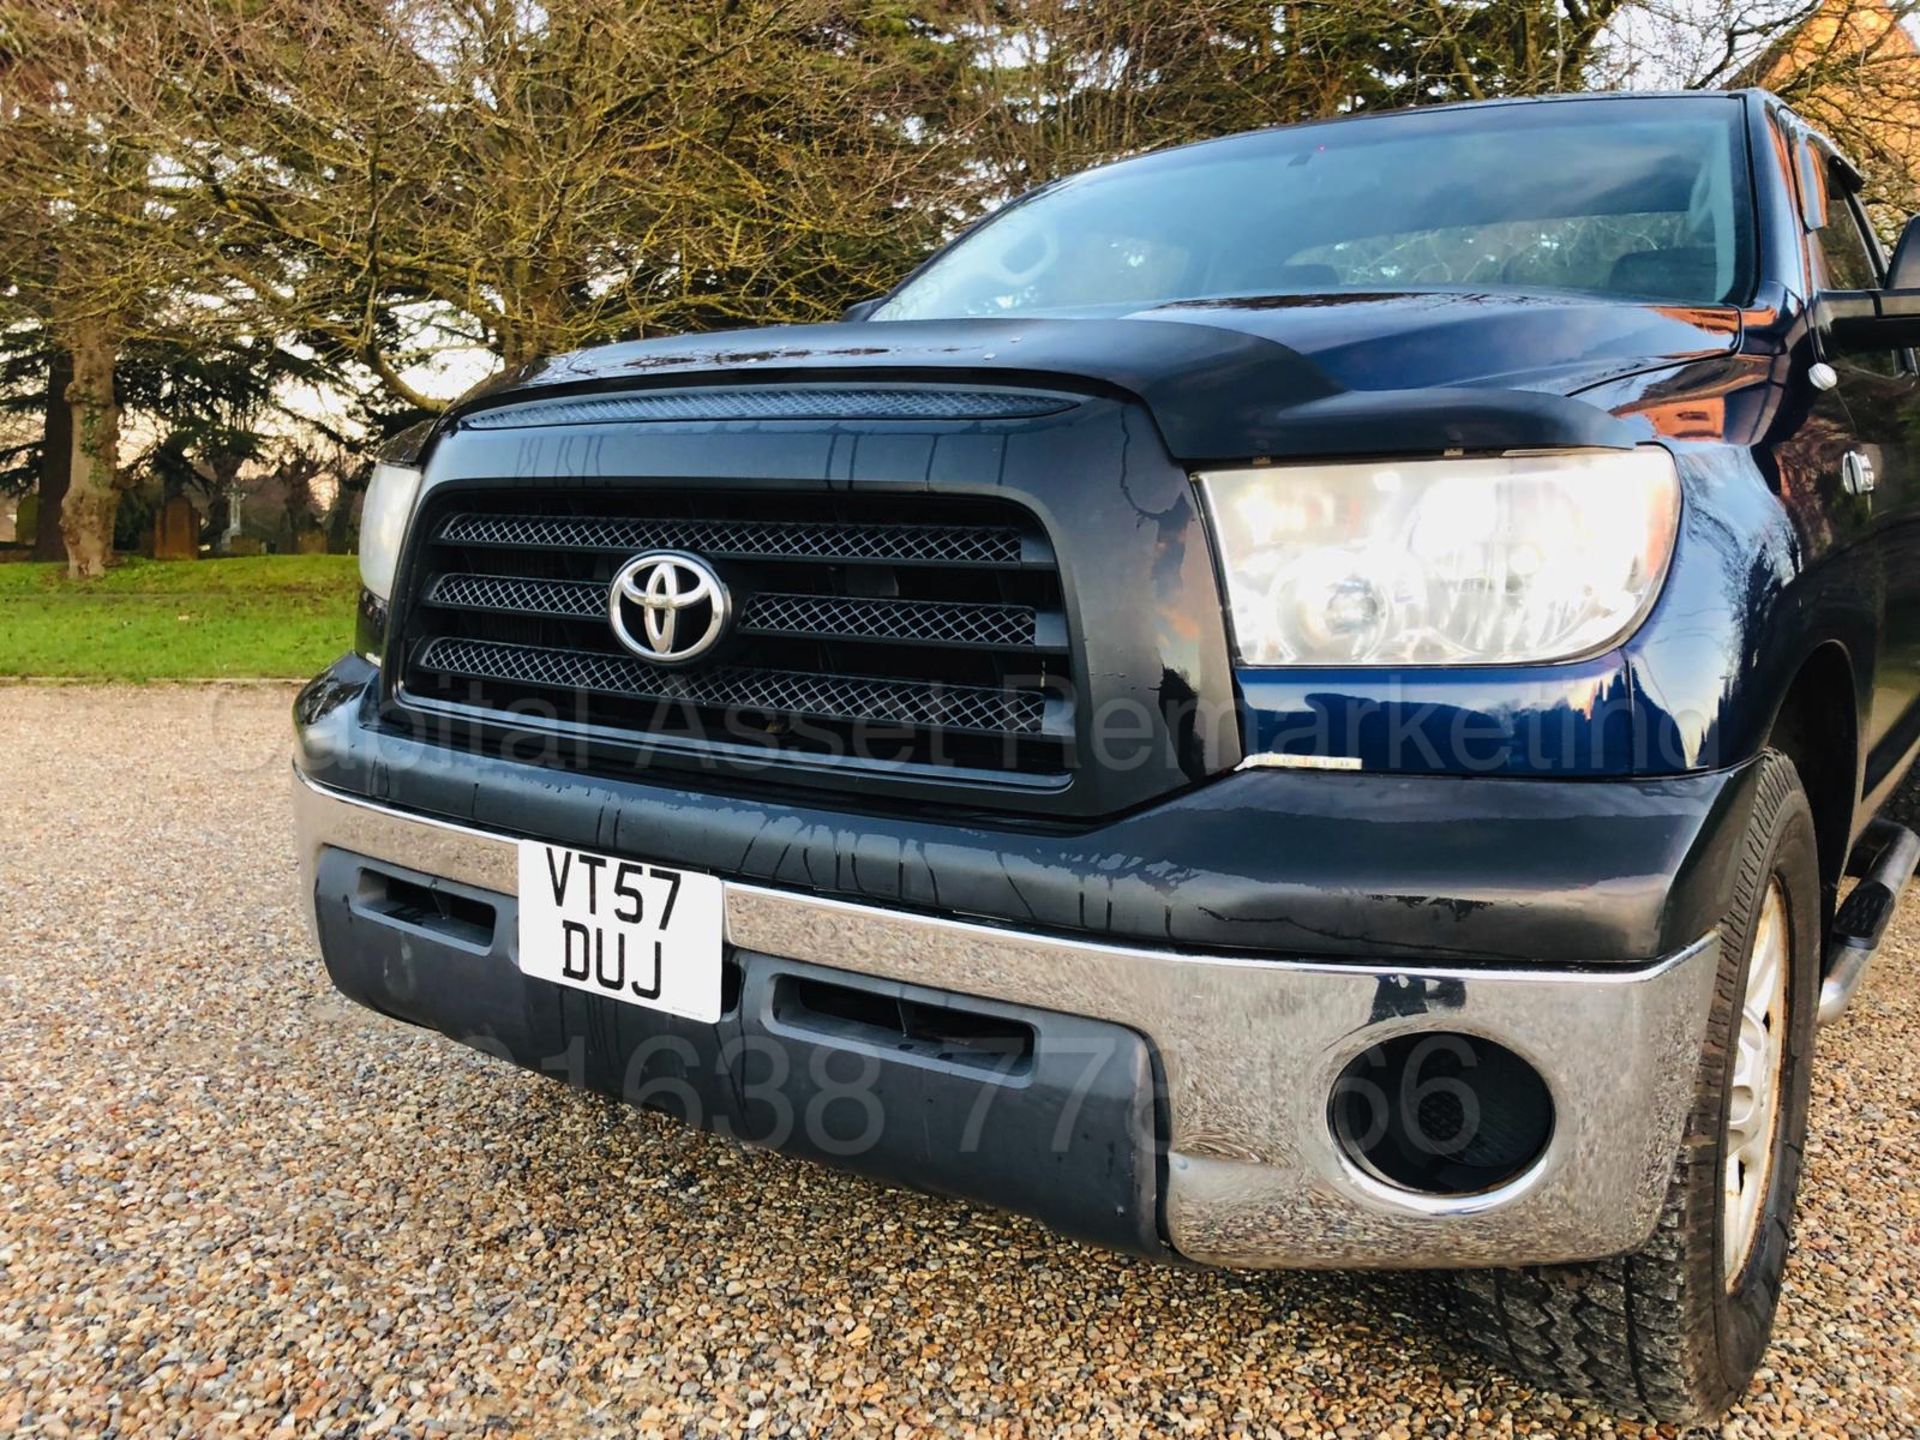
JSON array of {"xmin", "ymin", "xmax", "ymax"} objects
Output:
[
  {"xmin": 1805, "ymin": 150, "xmax": 1904, "ymax": 375},
  {"xmin": 1811, "ymin": 195, "xmax": 1879, "ymax": 291}
]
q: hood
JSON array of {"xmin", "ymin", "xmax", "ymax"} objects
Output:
[{"xmin": 445, "ymin": 291, "xmax": 1741, "ymax": 465}]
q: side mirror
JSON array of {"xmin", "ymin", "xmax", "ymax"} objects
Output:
[
  {"xmin": 1818, "ymin": 290, "xmax": 1920, "ymax": 353},
  {"xmin": 1818, "ymin": 214, "xmax": 1920, "ymax": 353},
  {"xmin": 840, "ymin": 297, "xmax": 884, "ymax": 323}
]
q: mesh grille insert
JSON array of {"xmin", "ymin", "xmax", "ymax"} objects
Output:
[
  {"xmin": 461, "ymin": 387, "xmax": 1076, "ymax": 428},
  {"xmin": 396, "ymin": 483, "xmax": 1073, "ymax": 780},
  {"xmin": 430, "ymin": 573, "xmax": 606, "ymax": 617},
  {"xmin": 427, "ymin": 573, "xmax": 1042, "ymax": 649},
  {"xmin": 743, "ymin": 593, "xmax": 1037, "ymax": 648},
  {"xmin": 437, "ymin": 512, "xmax": 1026, "ymax": 566},
  {"xmin": 418, "ymin": 637, "xmax": 1051, "ymax": 736}
]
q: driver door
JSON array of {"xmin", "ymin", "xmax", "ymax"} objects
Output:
[{"xmin": 1804, "ymin": 146, "xmax": 1920, "ymax": 792}]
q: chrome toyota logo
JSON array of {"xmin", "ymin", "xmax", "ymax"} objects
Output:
[{"xmin": 608, "ymin": 551, "xmax": 731, "ymax": 664}]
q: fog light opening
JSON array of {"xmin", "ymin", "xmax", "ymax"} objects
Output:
[{"xmin": 1329, "ymin": 1031, "xmax": 1554, "ymax": 1198}]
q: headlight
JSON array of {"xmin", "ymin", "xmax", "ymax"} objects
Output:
[
  {"xmin": 359, "ymin": 460, "xmax": 424, "ymax": 603},
  {"xmin": 1198, "ymin": 449, "xmax": 1680, "ymax": 666}
]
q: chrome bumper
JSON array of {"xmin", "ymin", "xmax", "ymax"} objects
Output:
[{"xmin": 293, "ymin": 769, "xmax": 1719, "ymax": 1270}]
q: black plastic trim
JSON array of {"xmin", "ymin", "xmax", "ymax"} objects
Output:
[{"xmin": 311, "ymin": 848, "xmax": 1166, "ymax": 1257}]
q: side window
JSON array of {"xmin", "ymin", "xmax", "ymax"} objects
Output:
[
  {"xmin": 1805, "ymin": 151, "xmax": 1903, "ymax": 374},
  {"xmin": 1807, "ymin": 161, "xmax": 1877, "ymax": 290}
]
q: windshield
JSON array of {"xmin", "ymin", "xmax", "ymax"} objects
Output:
[{"xmin": 876, "ymin": 99, "xmax": 1756, "ymax": 319}]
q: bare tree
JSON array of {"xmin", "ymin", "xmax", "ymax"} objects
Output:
[
  {"xmin": 951, "ymin": 1, "xmax": 1635, "ymax": 198},
  {"xmin": 108, "ymin": 0, "xmax": 973, "ymax": 407},
  {"xmin": 0, "ymin": 0, "xmax": 169, "ymax": 576},
  {"xmin": 1600, "ymin": 0, "xmax": 1920, "ymax": 223}
]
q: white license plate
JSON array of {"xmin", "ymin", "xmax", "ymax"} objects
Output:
[{"xmin": 516, "ymin": 842, "xmax": 724, "ymax": 1023}]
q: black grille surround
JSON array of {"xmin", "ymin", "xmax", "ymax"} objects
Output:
[{"xmin": 391, "ymin": 486, "xmax": 1077, "ymax": 787}]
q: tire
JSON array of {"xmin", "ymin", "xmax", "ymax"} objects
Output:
[{"xmin": 1448, "ymin": 749, "xmax": 1821, "ymax": 1425}]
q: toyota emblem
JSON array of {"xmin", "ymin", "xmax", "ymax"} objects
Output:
[{"xmin": 607, "ymin": 551, "xmax": 732, "ymax": 665}]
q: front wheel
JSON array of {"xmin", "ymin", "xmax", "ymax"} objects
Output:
[{"xmin": 1450, "ymin": 750, "xmax": 1820, "ymax": 1424}]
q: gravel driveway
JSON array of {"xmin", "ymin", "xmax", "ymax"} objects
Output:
[{"xmin": 1, "ymin": 684, "xmax": 1914, "ymax": 1438}]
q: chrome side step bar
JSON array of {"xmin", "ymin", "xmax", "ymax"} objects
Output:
[{"xmin": 1819, "ymin": 817, "xmax": 1920, "ymax": 1025}]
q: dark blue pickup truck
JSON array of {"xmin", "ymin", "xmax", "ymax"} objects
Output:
[{"xmin": 293, "ymin": 89, "xmax": 1920, "ymax": 1421}]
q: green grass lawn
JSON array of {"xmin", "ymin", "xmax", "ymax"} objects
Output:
[{"xmin": 0, "ymin": 554, "xmax": 359, "ymax": 679}]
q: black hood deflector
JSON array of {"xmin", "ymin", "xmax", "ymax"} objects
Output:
[{"xmin": 443, "ymin": 303, "xmax": 1732, "ymax": 464}]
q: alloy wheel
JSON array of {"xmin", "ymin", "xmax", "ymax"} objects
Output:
[{"xmin": 1723, "ymin": 877, "xmax": 1790, "ymax": 1287}]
